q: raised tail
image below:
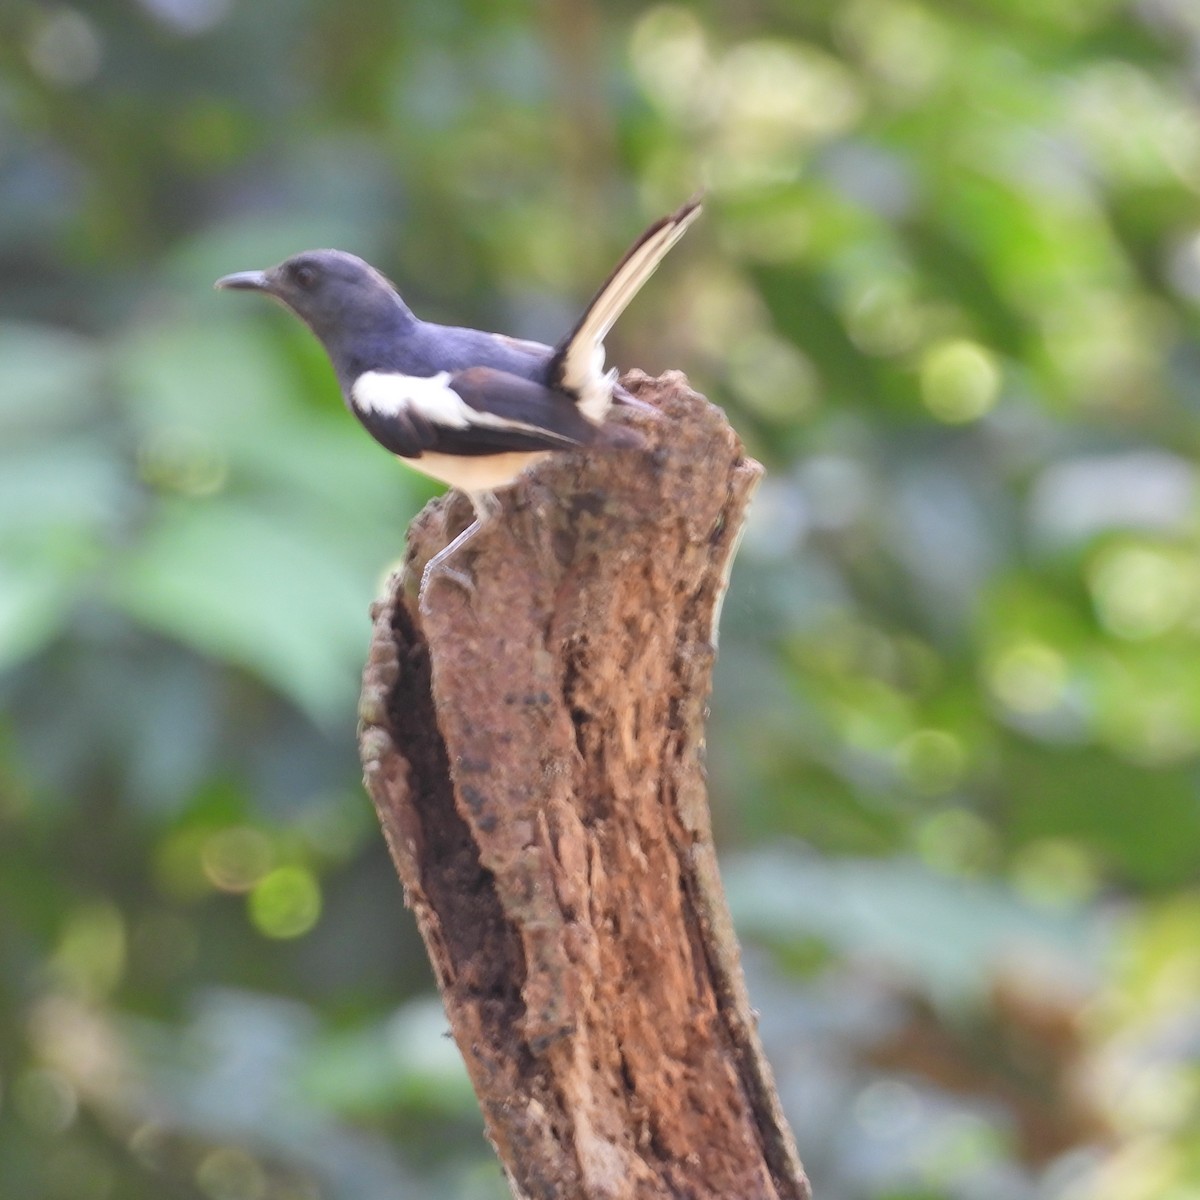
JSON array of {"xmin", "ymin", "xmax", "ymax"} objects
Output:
[{"xmin": 549, "ymin": 197, "xmax": 702, "ymax": 420}]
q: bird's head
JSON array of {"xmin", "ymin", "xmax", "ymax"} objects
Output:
[{"xmin": 215, "ymin": 249, "xmax": 411, "ymax": 342}]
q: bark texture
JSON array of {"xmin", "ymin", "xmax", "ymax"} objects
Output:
[{"xmin": 358, "ymin": 370, "xmax": 809, "ymax": 1200}]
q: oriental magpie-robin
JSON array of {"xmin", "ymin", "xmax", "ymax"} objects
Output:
[{"xmin": 215, "ymin": 198, "xmax": 701, "ymax": 606}]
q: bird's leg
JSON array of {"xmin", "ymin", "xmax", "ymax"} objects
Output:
[{"xmin": 418, "ymin": 491, "xmax": 501, "ymax": 614}]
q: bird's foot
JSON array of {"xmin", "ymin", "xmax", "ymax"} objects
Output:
[
  {"xmin": 416, "ymin": 503, "xmax": 492, "ymax": 617},
  {"xmin": 418, "ymin": 554, "xmax": 476, "ymax": 616}
]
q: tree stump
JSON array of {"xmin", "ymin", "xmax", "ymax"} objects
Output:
[{"xmin": 358, "ymin": 370, "xmax": 809, "ymax": 1200}]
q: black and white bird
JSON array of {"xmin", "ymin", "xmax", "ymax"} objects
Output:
[{"xmin": 215, "ymin": 198, "xmax": 701, "ymax": 606}]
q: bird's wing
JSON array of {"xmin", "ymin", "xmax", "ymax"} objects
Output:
[
  {"xmin": 350, "ymin": 367, "xmax": 606, "ymax": 459},
  {"xmin": 548, "ymin": 198, "xmax": 701, "ymax": 412},
  {"xmin": 350, "ymin": 382, "xmax": 440, "ymax": 457}
]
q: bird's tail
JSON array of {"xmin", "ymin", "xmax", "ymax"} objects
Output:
[{"xmin": 550, "ymin": 198, "xmax": 702, "ymax": 420}]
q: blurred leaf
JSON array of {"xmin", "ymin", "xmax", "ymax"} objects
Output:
[
  {"xmin": 0, "ymin": 322, "xmax": 103, "ymax": 436},
  {"xmin": 106, "ymin": 498, "xmax": 372, "ymax": 724},
  {"xmin": 0, "ymin": 556, "xmax": 83, "ymax": 670},
  {"xmin": 726, "ymin": 847, "xmax": 1103, "ymax": 1006},
  {"xmin": 301, "ymin": 998, "xmax": 476, "ymax": 1117},
  {"xmin": 115, "ymin": 315, "xmax": 298, "ymax": 439}
]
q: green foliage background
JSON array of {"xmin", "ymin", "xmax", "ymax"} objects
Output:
[{"xmin": 2, "ymin": 1, "xmax": 1200, "ymax": 1197}]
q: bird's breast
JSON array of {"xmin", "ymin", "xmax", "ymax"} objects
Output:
[{"xmin": 402, "ymin": 449, "xmax": 549, "ymax": 494}]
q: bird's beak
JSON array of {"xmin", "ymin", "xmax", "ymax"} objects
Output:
[{"xmin": 214, "ymin": 269, "xmax": 271, "ymax": 292}]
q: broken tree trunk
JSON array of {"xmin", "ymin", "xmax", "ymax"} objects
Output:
[{"xmin": 358, "ymin": 370, "xmax": 809, "ymax": 1200}]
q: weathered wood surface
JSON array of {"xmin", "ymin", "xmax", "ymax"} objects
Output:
[{"xmin": 358, "ymin": 370, "xmax": 808, "ymax": 1200}]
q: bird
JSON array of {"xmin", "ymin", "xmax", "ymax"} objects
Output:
[{"xmin": 215, "ymin": 197, "xmax": 701, "ymax": 609}]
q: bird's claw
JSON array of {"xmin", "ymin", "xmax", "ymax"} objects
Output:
[
  {"xmin": 418, "ymin": 558, "xmax": 476, "ymax": 615},
  {"xmin": 416, "ymin": 512, "xmax": 486, "ymax": 616}
]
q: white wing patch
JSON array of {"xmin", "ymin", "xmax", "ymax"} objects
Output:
[
  {"xmin": 352, "ymin": 370, "xmax": 468, "ymax": 426},
  {"xmin": 349, "ymin": 371, "xmax": 560, "ymax": 493},
  {"xmin": 352, "ymin": 370, "xmax": 549, "ymax": 435}
]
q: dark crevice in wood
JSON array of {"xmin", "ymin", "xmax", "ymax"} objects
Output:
[{"xmin": 372, "ymin": 599, "xmax": 533, "ymax": 1054}]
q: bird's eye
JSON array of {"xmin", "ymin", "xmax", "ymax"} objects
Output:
[{"xmin": 291, "ymin": 263, "xmax": 317, "ymax": 288}]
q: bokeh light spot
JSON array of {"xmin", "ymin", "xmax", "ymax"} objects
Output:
[
  {"xmin": 249, "ymin": 867, "xmax": 321, "ymax": 939},
  {"xmin": 629, "ymin": 7, "xmax": 711, "ymax": 123},
  {"xmin": 52, "ymin": 902, "xmax": 126, "ymax": 1000},
  {"xmin": 25, "ymin": 8, "xmax": 102, "ymax": 87},
  {"xmin": 129, "ymin": 1123, "xmax": 170, "ymax": 1172},
  {"xmin": 836, "ymin": 0, "xmax": 950, "ymax": 98},
  {"xmin": 920, "ymin": 339, "xmax": 1001, "ymax": 423},
  {"xmin": 916, "ymin": 808, "xmax": 998, "ymax": 876},
  {"xmin": 137, "ymin": 427, "xmax": 229, "ymax": 497},
  {"xmin": 195, "ymin": 1146, "xmax": 267, "ymax": 1200},
  {"xmin": 897, "ymin": 728, "xmax": 968, "ymax": 794},
  {"xmin": 1088, "ymin": 544, "xmax": 1195, "ymax": 640},
  {"xmin": 987, "ymin": 641, "xmax": 1068, "ymax": 714},
  {"xmin": 1011, "ymin": 839, "xmax": 1098, "ymax": 907},
  {"xmin": 726, "ymin": 332, "xmax": 818, "ymax": 420},
  {"xmin": 201, "ymin": 827, "xmax": 274, "ymax": 894},
  {"xmin": 715, "ymin": 40, "xmax": 863, "ymax": 144},
  {"xmin": 845, "ymin": 277, "xmax": 924, "ymax": 356},
  {"xmin": 154, "ymin": 829, "xmax": 211, "ymax": 900}
]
